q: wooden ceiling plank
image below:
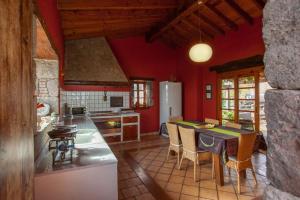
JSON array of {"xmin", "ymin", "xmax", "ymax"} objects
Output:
[
  {"xmin": 166, "ymin": 29, "xmax": 189, "ymax": 45},
  {"xmin": 205, "ymin": 3, "xmax": 238, "ymax": 30},
  {"xmin": 58, "ymin": 0, "xmax": 178, "ymax": 11},
  {"xmin": 224, "ymin": 0, "xmax": 253, "ymax": 25},
  {"xmin": 146, "ymin": 0, "xmax": 209, "ymax": 42},
  {"xmin": 192, "ymin": 12, "xmax": 225, "ymax": 35},
  {"xmin": 181, "ymin": 19, "xmax": 214, "ymax": 40},
  {"xmin": 252, "ymin": 0, "xmax": 266, "ymax": 10}
]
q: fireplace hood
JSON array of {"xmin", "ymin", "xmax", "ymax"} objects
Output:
[{"xmin": 63, "ymin": 37, "xmax": 128, "ymax": 86}]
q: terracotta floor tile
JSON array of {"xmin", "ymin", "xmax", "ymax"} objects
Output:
[
  {"xmin": 199, "ymin": 188, "xmax": 218, "ymax": 200},
  {"xmin": 151, "ymin": 160, "xmax": 164, "ymax": 167},
  {"xmin": 137, "ymin": 184, "xmax": 148, "ymax": 193},
  {"xmin": 218, "ymin": 191, "xmax": 238, "ymax": 200},
  {"xmin": 166, "ymin": 191, "xmax": 180, "ymax": 200},
  {"xmin": 166, "ymin": 182, "xmax": 183, "ymax": 193},
  {"xmin": 181, "ymin": 185, "xmax": 199, "ymax": 197},
  {"xmin": 217, "ymin": 183, "xmax": 236, "ymax": 193},
  {"xmin": 155, "ymin": 173, "xmax": 170, "ymax": 181},
  {"xmin": 180, "ymin": 194, "xmax": 198, "ymax": 200},
  {"xmin": 163, "ymin": 162, "xmax": 176, "ymax": 169},
  {"xmin": 135, "ymin": 193, "xmax": 156, "ymax": 200},
  {"xmin": 147, "ymin": 165, "xmax": 160, "ymax": 173},
  {"xmin": 156, "ymin": 180, "xmax": 168, "ymax": 188},
  {"xmin": 199, "ymin": 180, "xmax": 217, "ymax": 190},
  {"xmin": 169, "ymin": 175, "xmax": 185, "ymax": 184},
  {"xmin": 122, "ymin": 186, "xmax": 141, "ymax": 198},
  {"xmin": 172, "ymin": 169, "xmax": 187, "ymax": 177},
  {"xmin": 183, "ymin": 177, "xmax": 199, "ymax": 187},
  {"xmin": 159, "ymin": 167, "xmax": 173, "ymax": 174}
]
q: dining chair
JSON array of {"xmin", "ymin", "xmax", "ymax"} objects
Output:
[
  {"xmin": 225, "ymin": 132, "xmax": 258, "ymax": 194},
  {"xmin": 205, "ymin": 118, "xmax": 220, "ymax": 126},
  {"xmin": 178, "ymin": 126, "xmax": 212, "ymax": 182},
  {"xmin": 168, "ymin": 115, "xmax": 183, "ymax": 122},
  {"xmin": 166, "ymin": 123, "xmax": 182, "ymax": 168},
  {"xmin": 225, "ymin": 121, "xmax": 242, "ymax": 129}
]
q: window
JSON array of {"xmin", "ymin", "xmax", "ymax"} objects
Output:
[
  {"xmin": 131, "ymin": 80, "xmax": 153, "ymax": 108},
  {"xmin": 218, "ymin": 67, "xmax": 263, "ymax": 132}
]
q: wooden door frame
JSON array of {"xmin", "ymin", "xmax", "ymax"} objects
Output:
[{"xmin": 216, "ymin": 66, "xmax": 263, "ymax": 132}]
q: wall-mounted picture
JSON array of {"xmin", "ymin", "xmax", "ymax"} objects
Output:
[{"xmin": 205, "ymin": 84, "xmax": 212, "ymax": 99}]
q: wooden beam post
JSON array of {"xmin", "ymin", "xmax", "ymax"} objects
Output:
[
  {"xmin": 0, "ymin": 0, "xmax": 34, "ymax": 199},
  {"xmin": 225, "ymin": 0, "xmax": 253, "ymax": 25}
]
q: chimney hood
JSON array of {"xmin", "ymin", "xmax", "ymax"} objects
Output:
[{"xmin": 63, "ymin": 37, "xmax": 128, "ymax": 86}]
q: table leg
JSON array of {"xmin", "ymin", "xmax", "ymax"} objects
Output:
[
  {"xmin": 213, "ymin": 153, "xmax": 224, "ymax": 186},
  {"xmin": 239, "ymin": 170, "xmax": 246, "ymax": 179}
]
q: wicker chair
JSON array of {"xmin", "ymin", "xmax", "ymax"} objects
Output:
[
  {"xmin": 225, "ymin": 121, "xmax": 242, "ymax": 129},
  {"xmin": 226, "ymin": 132, "xmax": 258, "ymax": 194},
  {"xmin": 205, "ymin": 118, "xmax": 220, "ymax": 126},
  {"xmin": 178, "ymin": 126, "xmax": 212, "ymax": 182},
  {"xmin": 166, "ymin": 123, "xmax": 182, "ymax": 168}
]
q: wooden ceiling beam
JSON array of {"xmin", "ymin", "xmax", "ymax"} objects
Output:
[
  {"xmin": 224, "ymin": 0, "xmax": 253, "ymax": 25},
  {"xmin": 181, "ymin": 19, "xmax": 213, "ymax": 40},
  {"xmin": 252, "ymin": 0, "xmax": 266, "ymax": 10},
  {"xmin": 146, "ymin": 0, "xmax": 208, "ymax": 42},
  {"xmin": 167, "ymin": 29, "xmax": 190, "ymax": 46},
  {"xmin": 58, "ymin": 0, "xmax": 178, "ymax": 11},
  {"xmin": 205, "ymin": 3, "xmax": 238, "ymax": 30},
  {"xmin": 193, "ymin": 12, "xmax": 225, "ymax": 35}
]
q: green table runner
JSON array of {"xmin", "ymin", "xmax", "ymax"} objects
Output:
[
  {"xmin": 209, "ymin": 128, "xmax": 240, "ymax": 137},
  {"xmin": 177, "ymin": 121, "xmax": 199, "ymax": 127}
]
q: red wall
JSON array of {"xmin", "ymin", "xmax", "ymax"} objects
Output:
[
  {"xmin": 200, "ymin": 17, "xmax": 265, "ymax": 119},
  {"xmin": 35, "ymin": 0, "xmax": 64, "ymax": 84},
  {"xmin": 108, "ymin": 37, "xmax": 178, "ymax": 133}
]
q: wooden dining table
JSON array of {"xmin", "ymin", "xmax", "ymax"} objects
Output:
[{"xmin": 174, "ymin": 121, "xmax": 253, "ymax": 186}]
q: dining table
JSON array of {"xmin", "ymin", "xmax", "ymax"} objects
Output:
[{"xmin": 173, "ymin": 120, "xmax": 253, "ymax": 186}]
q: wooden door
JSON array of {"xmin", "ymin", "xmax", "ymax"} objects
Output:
[{"xmin": 0, "ymin": 0, "xmax": 34, "ymax": 199}]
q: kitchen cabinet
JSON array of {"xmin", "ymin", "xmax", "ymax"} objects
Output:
[{"xmin": 123, "ymin": 125, "xmax": 138, "ymax": 141}]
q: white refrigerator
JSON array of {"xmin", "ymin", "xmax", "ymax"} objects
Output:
[{"xmin": 159, "ymin": 81, "xmax": 182, "ymax": 126}]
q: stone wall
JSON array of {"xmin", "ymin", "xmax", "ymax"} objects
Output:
[
  {"xmin": 263, "ymin": 0, "xmax": 300, "ymax": 199},
  {"xmin": 35, "ymin": 59, "xmax": 59, "ymax": 113}
]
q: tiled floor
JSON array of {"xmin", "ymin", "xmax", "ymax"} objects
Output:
[{"xmin": 111, "ymin": 135, "xmax": 267, "ymax": 200}]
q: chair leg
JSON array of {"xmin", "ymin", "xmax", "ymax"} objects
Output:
[
  {"xmin": 194, "ymin": 159, "xmax": 197, "ymax": 182},
  {"xmin": 166, "ymin": 146, "xmax": 171, "ymax": 161},
  {"xmin": 179, "ymin": 152, "xmax": 184, "ymax": 170},
  {"xmin": 212, "ymin": 156, "xmax": 215, "ymax": 179},
  {"xmin": 251, "ymin": 166, "xmax": 258, "ymax": 185},
  {"xmin": 177, "ymin": 151, "xmax": 180, "ymax": 169},
  {"xmin": 236, "ymin": 170, "xmax": 241, "ymax": 194}
]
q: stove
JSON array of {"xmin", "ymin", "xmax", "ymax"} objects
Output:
[{"xmin": 48, "ymin": 125, "xmax": 78, "ymax": 165}]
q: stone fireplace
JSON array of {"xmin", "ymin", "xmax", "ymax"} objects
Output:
[{"xmin": 263, "ymin": 0, "xmax": 300, "ymax": 199}]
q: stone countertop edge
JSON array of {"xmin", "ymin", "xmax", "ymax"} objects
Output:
[{"xmin": 35, "ymin": 115, "xmax": 118, "ymax": 176}]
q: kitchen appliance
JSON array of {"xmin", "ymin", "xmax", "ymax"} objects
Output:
[
  {"xmin": 110, "ymin": 96, "xmax": 123, "ymax": 107},
  {"xmin": 64, "ymin": 103, "xmax": 86, "ymax": 116},
  {"xmin": 160, "ymin": 81, "xmax": 182, "ymax": 126}
]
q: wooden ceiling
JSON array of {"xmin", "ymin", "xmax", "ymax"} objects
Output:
[{"xmin": 58, "ymin": 0, "xmax": 265, "ymax": 47}]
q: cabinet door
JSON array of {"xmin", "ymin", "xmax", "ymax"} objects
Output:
[
  {"xmin": 123, "ymin": 125, "xmax": 138, "ymax": 141},
  {"xmin": 123, "ymin": 116, "xmax": 138, "ymax": 123}
]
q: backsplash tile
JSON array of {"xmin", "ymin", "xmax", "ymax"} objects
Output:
[{"xmin": 60, "ymin": 90, "xmax": 130, "ymax": 112}]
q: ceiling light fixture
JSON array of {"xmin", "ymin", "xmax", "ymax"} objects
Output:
[{"xmin": 189, "ymin": 1, "xmax": 213, "ymax": 62}]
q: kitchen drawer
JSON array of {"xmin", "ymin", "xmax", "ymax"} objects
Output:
[
  {"xmin": 123, "ymin": 125, "xmax": 138, "ymax": 141},
  {"xmin": 123, "ymin": 116, "xmax": 138, "ymax": 123},
  {"xmin": 104, "ymin": 135, "xmax": 121, "ymax": 143}
]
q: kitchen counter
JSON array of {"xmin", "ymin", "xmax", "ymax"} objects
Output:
[
  {"xmin": 34, "ymin": 115, "xmax": 118, "ymax": 200},
  {"xmin": 35, "ymin": 116, "xmax": 117, "ymax": 174}
]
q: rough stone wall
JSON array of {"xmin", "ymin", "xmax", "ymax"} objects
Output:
[
  {"xmin": 263, "ymin": 0, "xmax": 300, "ymax": 199},
  {"xmin": 35, "ymin": 59, "xmax": 59, "ymax": 113}
]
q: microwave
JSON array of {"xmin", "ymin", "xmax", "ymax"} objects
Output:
[{"xmin": 64, "ymin": 104, "xmax": 86, "ymax": 116}]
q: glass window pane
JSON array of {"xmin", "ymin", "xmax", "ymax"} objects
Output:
[
  {"xmin": 139, "ymin": 91, "xmax": 144, "ymax": 98},
  {"xmin": 239, "ymin": 112, "xmax": 255, "ymax": 131},
  {"xmin": 222, "ymin": 89, "xmax": 234, "ymax": 99},
  {"xmin": 222, "ymin": 79, "xmax": 234, "ymax": 89},
  {"xmin": 239, "ymin": 100, "xmax": 255, "ymax": 111},
  {"xmin": 133, "ymin": 97, "xmax": 138, "ymax": 105},
  {"xmin": 222, "ymin": 100, "xmax": 235, "ymax": 109},
  {"xmin": 139, "ymin": 97, "xmax": 144, "ymax": 105},
  {"xmin": 139, "ymin": 84, "xmax": 144, "ymax": 90},
  {"xmin": 222, "ymin": 110, "xmax": 235, "ymax": 121},
  {"xmin": 239, "ymin": 76, "xmax": 255, "ymax": 88},
  {"xmin": 239, "ymin": 88, "xmax": 255, "ymax": 99},
  {"xmin": 134, "ymin": 91, "xmax": 138, "ymax": 98},
  {"xmin": 133, "ymin": 83, "xmax": 137, "ymax": 90}
]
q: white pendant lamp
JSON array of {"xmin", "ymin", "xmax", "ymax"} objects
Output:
[
  {"xmin": 189, "ymin": 43, "xmax": 213, "ymax": 62},
  {"xmin": 189, "ymin": 1, "xmax": 213, "ymax": 63}
]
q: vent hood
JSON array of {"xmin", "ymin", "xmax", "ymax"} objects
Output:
[{"xmin": 64, "ymin": 37, "xmax": 128, "ymax": 86}]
